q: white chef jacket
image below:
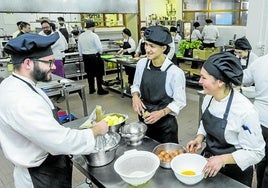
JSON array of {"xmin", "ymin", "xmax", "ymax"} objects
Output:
[
  {"xmin": 201, "ymin": 25, "xmax": 219, "ymax": 44},
  {"xmin": 121, "ymin": 37, "xmax": 136, "ymax": 54},
  {"xmin": 191, "ymin": 29, "xmax": 202, "ymax": 41},
  {"xmin": 167, "ymin": 40, "xmax": 175, "ymax": 60},
  {"xmin": 135, "ymin": 38, "xmax": 145, "ymax": 55},
  {"xmin": 239, "ymin": 51, "xmax": 258, "ymax": 68},
  {"xmin": 77, "ymin": 30, "xmax": 103, "ymax": 56},
  {"xmin": 131, "ymin": 57, "xmax": 186, "ymax": 116},
  {"xmin": 0, "ymin": 73, "xmax": 96, "ymax": 187},
  {"xmin": 198, "ymin": 90, "xmax": 265, "ymax": 170},
  {"xmin": 243, "ymin": 54, "xmax": 268, "ymax": 128},
  {"xmin": 39, "ymin": 30, "xmax": 68, "ymax": 60}
]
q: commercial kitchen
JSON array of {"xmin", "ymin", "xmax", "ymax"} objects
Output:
[{"xmin": 0, "ymin": 0, "xmax": 268, "ymax": 187}]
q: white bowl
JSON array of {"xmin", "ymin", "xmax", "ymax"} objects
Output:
[
  {"xmin": 114, "ymin": 150, "xmax": 160, "ymax": 186},
  {"xmin": 170, "ymin": 153, "xmax": 207, "ymax": 185},
  {"xmin": 241, "ymin": 86, "xmax": 256, "ymax": 99}
]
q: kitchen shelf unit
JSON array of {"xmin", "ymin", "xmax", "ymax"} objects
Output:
[{"xmin": 64, "ymin": 52, "xmax": 86, "ymax": 80}]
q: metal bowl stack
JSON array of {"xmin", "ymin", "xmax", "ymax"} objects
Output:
[{"xmin": 119, "ymin": 122, "xmax": 147, "ymax": 146}]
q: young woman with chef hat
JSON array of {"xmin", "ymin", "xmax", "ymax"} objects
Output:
[
  {"xmin": 234, "ymin": 36, "xmax": 258, "ymax": 70},
  {"xmin": 131, "ymin": 25, "xmax": 186, "ymax": 143},
  {"xmin": 187, "ymin": 52, "xmax": 265, "ymax": 186}
]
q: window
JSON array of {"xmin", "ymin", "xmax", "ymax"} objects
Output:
[{"xmin": 182, "ymin": 0, "xmax": 249, "ymax": 26}]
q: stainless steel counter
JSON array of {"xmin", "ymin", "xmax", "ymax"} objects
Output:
[
  {"xmin": 102, "ymin": 57, "xmax": 138, "ymax": 98},
  {"xmin": 37, "ymin": 74, "xmax": 88, "ymax": 117},
  {"xmin": 64, "ymin": 117, "xmax": 249, "ymax": 188}
]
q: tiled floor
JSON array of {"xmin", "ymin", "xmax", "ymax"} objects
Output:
[{"xmin": 0, "ymin": 74, "xmax": 256, "ymax": 187}]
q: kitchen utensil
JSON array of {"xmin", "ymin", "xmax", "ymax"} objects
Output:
[
  {"xmin": 152, "ymin": 143, "xmax": 186, "ymax": 168},
  {"xmin": 119, "ymin": 121, "xmax": 147, "ymax": 146},
  {"xmin": 114, "ymin": 150, "xmax": 160, "ymax": 186},
  {"xmin": 83, "ymin": 132, "xmax": 120, "ymax": 167},
  {"xmin": 170, "ymin": 153, "xmax": 207, "ymax": 185}
]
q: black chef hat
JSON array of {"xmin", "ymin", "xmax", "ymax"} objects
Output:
[
  {"xmin": 85, "ymin": 20, "xmax": 96, "ymax": 28},
  {"xmin": 193, "ymin": 22, "xmax": 200, "ymax": 28},
  {"xmin": 206, "ymin": 19, "xmax": 213, "ymax": 24},
  {"xmin": 4, "ymin": 33, "xmax": 59, "ymax": 64},
  {"xmin": 141, "ymin": 27, "xmax": 147, "ymax": 32},
  {"xmin": 122, "ymin": 28, "xmax": 131, "ymax": 37},
  {"xmin": 144, "ymin": 25, "xmax": 172, "ymax": 46},
  {"xmin": 57, "ymin": 17, "xmax": 64, "ymax": 22},
  {"xmin": 203, "ymin": 52, "xmax": 243, "ymax": 86},
  {"xmin": 170, "ymin": 26, "xmax": 177, "ymax": 33},
  {"xmin": 234, "ymin": 37, "xmax": 252, "ymax": 50}
]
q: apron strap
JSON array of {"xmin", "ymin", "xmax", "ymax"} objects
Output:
[
  {"xmin": 204, "ymin": 89, "xmax": 234, "ymax": 120},
  {"xmin": 12, "ymin": 74, "xmax": 60, "ymax": 123},
  {"xmin": 164, "ymin": 63, "xmax": 173, "ymax": 72},
  {"xmin": 223, "ymin": 89, "xmax": 234, "ymax": 120}
]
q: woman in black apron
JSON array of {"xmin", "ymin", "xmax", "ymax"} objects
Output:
[
  {"xmin": 187, "ymin": 52, "xmax": 265, "ymax": 187},
  {"xmin": 131, "ymin": 26, "xmax": 187, "ymax": 143},
  {"xmin": 118, "ymin": 28, "xmax": 136, "ymax": 85},
  {"xmin": 234, "ymin": 36, "xmax": 258, "ymax": 70},
  {"xmin": 134, "ymin": 27, "xmax": 147, "ymax": 58}
]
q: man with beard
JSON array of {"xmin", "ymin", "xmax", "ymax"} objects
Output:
[
  {"xmin": 39, "ymin": 20, "xmax": 68, "ymax": 77},
  {"xmin": 0, "ymin": 33, "xmax": 108, "ymax": 188}
]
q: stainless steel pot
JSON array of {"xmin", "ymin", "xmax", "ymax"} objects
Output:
[{"xmin": 83, "ymin": 132, "xmax": 121, "ymax": 167}]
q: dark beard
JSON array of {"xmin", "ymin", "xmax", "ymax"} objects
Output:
[
  {"xmin": 44, "ymin": 30, "xmax": 52, "ymax": 35},
  {"xmin": 31, "ymin": 63, "xmax": 52, "ymax": 82}
]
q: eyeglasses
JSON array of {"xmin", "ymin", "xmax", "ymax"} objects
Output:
[
  {"xmin": 42, "ymin": 26, "xmax": 50, "ymax": 30},
  {"xmin": 33, "ymin": 59, "xmax": 55, "ymax": 68}
]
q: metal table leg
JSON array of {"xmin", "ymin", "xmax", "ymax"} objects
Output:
[
  {"xmin": 80, "ymin": 87, "xmax": 88, "ymax": 116},
  {"xmin": 119, "ymin": 63, "xmax": 124, "ymax": 97}
]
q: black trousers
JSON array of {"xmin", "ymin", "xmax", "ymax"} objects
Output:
[
  {"xmin": 256, "ymin": 125, "xmax": 268, "ymax": 188},
  {"xmin": 203, "ymin": 42, "xmax": 215, "ymax": 48}
]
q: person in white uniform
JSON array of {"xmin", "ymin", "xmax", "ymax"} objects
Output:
[
  {"xmin": 39, "ymin": 20, "xmax": 68, "ymax": 77},
  {"xmin": 201, "ymin": 19, "xmax": 219, "ymax": 48},
  {"xmin": 186, "ymin": 52, "xmax": 265, "ymax": 187},
  {"xmin": 131, "ymin": 25, "xmax": 186, "ymax": 143},
  {"xmin": 191, "ymin": 22, "xmax": 202, "ymax": 41},
  {"xmin": 0, "ymin": 33, "xmax": 108, "ymax": 188},
  {"xmin": 78, "ymin": 20, "xmax": 108, "ymax": 95},
  {"xmin": 243, "ymin": 54, "xmax": 268, "ymax": 188},
  {"xmin": 234, "ymin": 36, "xmax": 258, "ymax": 70}
]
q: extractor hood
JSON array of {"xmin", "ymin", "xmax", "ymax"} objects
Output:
[{"xmin": 0, "ymin": 0, "xmax": 138, "ymax": 14}]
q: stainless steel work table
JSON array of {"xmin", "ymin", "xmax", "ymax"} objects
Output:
[
  {"xmin": 102, "ymin": 57, "xmax": 137, "ymax": 98},
  {"xmin": 37, "ymin": 74, "xmax": 88, "ymax": 117},
  {"xmin": 64, "ymin": 117, "xmax": 249, "ymax": 188}
]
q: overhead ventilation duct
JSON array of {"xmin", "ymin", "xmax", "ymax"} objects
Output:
[{"xmin": 0, "ymin": 0, "xmax": 138, "ymax": 14}]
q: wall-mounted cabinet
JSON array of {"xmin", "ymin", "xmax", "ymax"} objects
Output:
[{"xmin": 182, "ymin": 0, "xmax": 249, "ymax": 26}]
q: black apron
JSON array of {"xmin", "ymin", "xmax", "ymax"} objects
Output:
[
  {"xmin": 123, "ymin": 39, "xmax": 135, "ymax": 85},
  {"xmin": 140, "ymin": 41, "xmax": 146, "ymax": 55},
  {"xmin": 59, "ymin": 27, "xmax": 69, "ymax": 43},
  {"xmin": 202, "ymin": 89, "xmax": 253, "ymax": 187},
  {"xmin": 139, "ymin": 60, "xmax": 178, "ymax": 143},
  {"xmin": 12, "ymin": 75, "xmax": 73, "ymax": 188},
  {"xmin": 122, "ymin": 39, "xmax": 135, "ymax": 57}
]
